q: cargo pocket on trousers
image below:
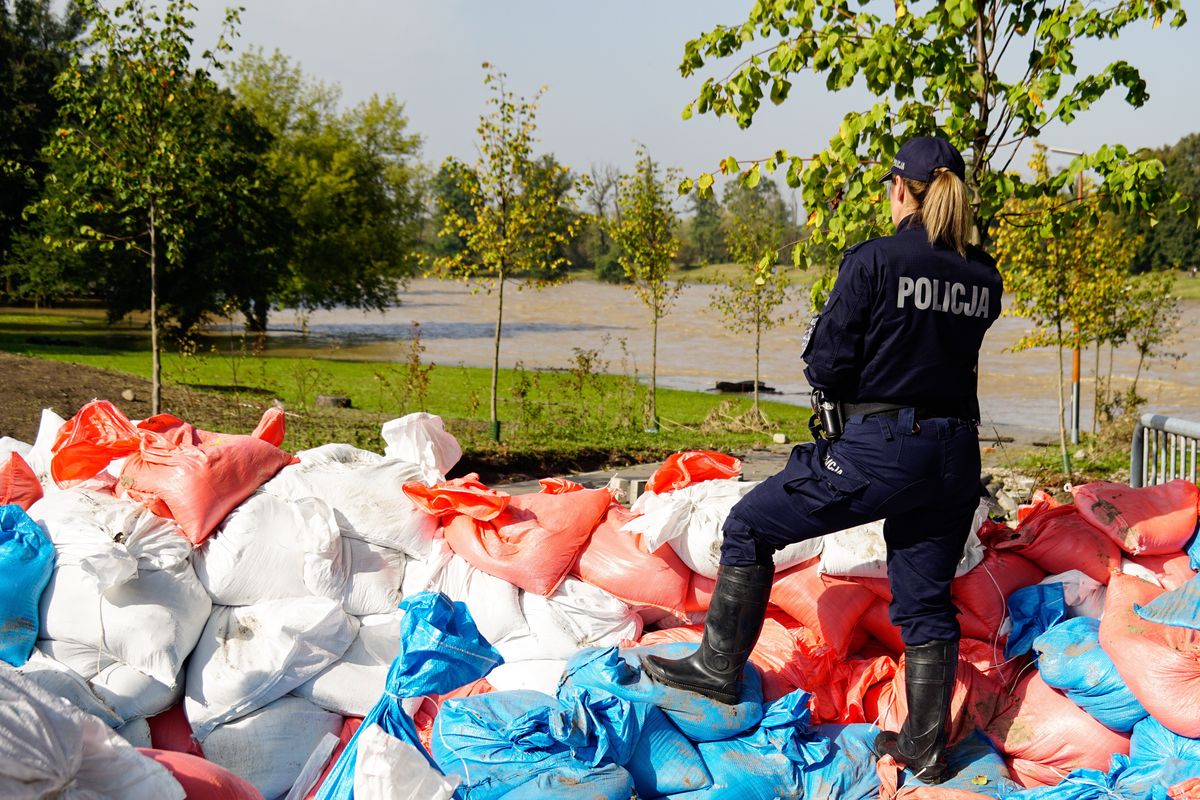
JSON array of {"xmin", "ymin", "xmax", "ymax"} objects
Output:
[{"xmin": 782, "ymin": 438, "xmax": 870, "ymax": 513}]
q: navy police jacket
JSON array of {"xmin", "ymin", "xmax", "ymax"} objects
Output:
[{"xmin": 802, "ymin": 215, "xmax": 1003, "ymax": 413}]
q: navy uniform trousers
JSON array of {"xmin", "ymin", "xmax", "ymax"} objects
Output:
[{"xmin": 721, "ymin": 408, "xmax": 980, "ymax": 646}]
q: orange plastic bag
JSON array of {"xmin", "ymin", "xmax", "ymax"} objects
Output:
[
  {"xmin": 147, "ymin": 701, "xmax": 204, "ymax": 758},
  {"xmin": 1129, "ymin": 551, "xmax": 1197, "ymax": 591},
  {"xmin": 1100, "ymin": 572, "xmax": 1200, "ymax": 738},
  {"xmin": 769, "ymin": 557, "xmax": 877, "ymax": 658},
  {"xmin": 304, "ymin": 717, "xmax": 361, "ymax": 800},
  {"xmin": 982, "ymin": 504, "xmax": 1122, "ymax": 584},
  {"xmin": 442, "ymin": 487, "xmax": 611, "ymax": 595},
  {"xmin": 874, "ymin": 654, "xmax": 1003, "ymax": 748},
  {"xmin": 1072, "ymin": 479, "xmax": 1200, "ymax": 556},
  {"xmin": 250, "ymin": 407, "xmax": 286, "ymax": 447},
  {"xmin": 412, "ymin": 677, "xmax": 493, "ymax": 756},
  {"xmin": 402, "ymin": 474, "xmax": 510, "ymax": 521},
  {"xmin": 139, "ymin": 748, "xmax": 263, "ymax": 800},
  {"xmin": 858, "ymin": 596, "xmax": 905, "ymax": 655},
  {"xmin": 539, "ymin": 477, "xmax": 584, "ymax": 494},
  {"xmin": 951, "ymin": 550, "xmax": 1046, "ymax": 641},
  {"xmin": 986, "ymin": 671, "xmax": 1130, "ymax": 787},
  {"xmin": 571, "ymin": 504, "xmax": 691, "ymax": 610},
  {"xmin": 50, "ymin": 400, "xmax": 142, "ymax": 486},
  {"xmin": 1172, "ymin": 779, "xmax": 1200, "ymax": 800},
  {"xmin": 118, "ymin": 417, "xmax": 294, "ymax": 545},
  {"xmin": 646, "ymin": 450, "xmax": 741, "ymax": 494},
  {"xmin": 0, "ymin": 452, "xmax": 42, "ymax": 510}
]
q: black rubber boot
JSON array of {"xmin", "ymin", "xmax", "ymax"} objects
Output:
[
  {"xmin": 872, "ymin": 639, "xmax": 958, "ymax": 785},
  {"xmin": 641, "ymin": 563, "xmax": 774, "ymax": 705}
]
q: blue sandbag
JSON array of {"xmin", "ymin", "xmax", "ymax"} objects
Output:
[
  {"xmin": 626, "ymin": 704, "xmax": 711, "ymax": 797},
  {"xmin": 997, "ymin": 755, "xmax": 1181, "ymax": 800},
  {"xmin": 1033, "ymin": 617, "xmax": 1148, "ymax": 732},
  {"xmin": 1126, "ymin": 716, "xmax": 1200, "ymax": 788},
  {"xmin": 0, "ymin": 505, "xmax": 55, "ymax": 668},
  {"xmin": 802, "ymin": 724, "xmax": 884, "ymax": 800},
  {"xmin": 934, "ymin": 730, "xmax": 1015, "ymax": 796},
  {"xmin": 560, "ymin": 644, "xmax": 763, "ymax": 742},
  {"xmin": 1186, "ymin": 522, "xmax": 1199, "ymax": 571},
  {"xmin": 1006, "ymin": 583, "xmax": 1066, "ymax": 658},
  {"xmin": 315, "ymin": 591, "xmax": 503, "ymax": 800},
  {"xmin": 1134, "ymin": 573, "xmax": 1200, "ymax": 631},
  {"xmin": 499, "ymin": 763, "xmax": 634, "ymax": 799},
  {"xmin": 433, "ymin": 689, "xmax": 640, "ymax": 800},
  {"xmin": 659, "ymin": 690, "xmax": 831, "ymax": 800}
]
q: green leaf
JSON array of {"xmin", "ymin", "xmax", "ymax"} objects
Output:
[{"xmin": 697, "ymin": 172, "xmax": 715, "ymax": 192}]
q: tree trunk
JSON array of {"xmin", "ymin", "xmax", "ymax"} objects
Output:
[
  {"xmin": 1092, "ymin": 343, "xmax": 1100, "ymax": 438},
  {"xmin": 1056, "ymin": 322, "xmax": 1071, "ymax": 478},
  {"xmin": 648, "ymin": 308, "xmax": 659, "ymax": 432},
  {"xmin": 490, "ymin": 268, "xmax": 505, "ymax": 441},
  {"xmin": 149, "ymin": 201, "xmax": 161, "ymax": 416},
  {"xmin": 753, "ymin": 305, "xmax": 762, "ymax": 420}
]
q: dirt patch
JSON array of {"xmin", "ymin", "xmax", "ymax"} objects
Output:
[{"xmin": 0, "ymin": 352, "xmax": 260, "ymax": 442}]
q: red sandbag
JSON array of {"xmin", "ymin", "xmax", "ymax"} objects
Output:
[
  {"xmin": 1072, "ymin": 480, "xmax": 1200, "ymax": 556},
  {"xmin": 304, "ymin": 717, "xmax": 361, "ymax": 800},
  {"xmin": 645, "ymin": 450, "xmax": 741, "ymax": 494},
  {"xmin": 859, "ymin": 597, "xmax": 905, "ymax": 655},
  {"xmin": 147, "ymin": 701, "xmax": 204, "ymax": 758},
  {"xmin": 1172, "ymin": 779, "xmax": 1200, "ymax": 800},
  {"xmin": 952, "ymin": 551, "xmax": 1046, "ymax": 641},
  {"xmin": 0, "ymin": 452, "xmax": 42, "ymax": 510},
  {"xmin": 959, "ymin": 638, "xmax": 1021, "ymax": 687},
  {"xmin": 51, "ymin": 400, "xmax": 142, "ymax": 485},
  {"xmin": 572, "ymin": 504, "xmax": 691, "ymax": 610},
  {"xmin": 986, "ymin": 671, "xmax": 1130, "ymax": 787},
  {"xmin": 875, "ymin": 655, "xmax": 1003, "ymax": 748},
  {"xmin": 1130, "ymin": 551, "xmax": 1197, "ymax": 591},
  {"xmin": 1015, "ymin": 489, "xmax": 1061, "ymax": 525},
  {"xmin": 402, "ymin": 474, "xmax": 509, "ymax": 521},
  {"xmin": 138, "ymin": 748, "xmax": 263, "ymax": 799},
  {"xmin": 539, "ymin": 477, "xmax": 583, "ymax": 494},
  {"xmin": 442, "ymin": 487, "xmax": 612, "ymax": 595},
  {"xmin": 770, "ymin": 557, "xmax": 877, "ymax": 658},
  {"xmin": 981, "ymin": 505, "xmax": 1122, "ymax": 585},
  {"xmin": 1100, "ymin": 572, "xmax": 1200, "ymax": 738},
  {"xmin": 118, "ymin": 421, "xmax": 293, "ymax": 545},
  {"xmin": 249, "ymin": 407, "xmax": 286, "ymax": 447}
]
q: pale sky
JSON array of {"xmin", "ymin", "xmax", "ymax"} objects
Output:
[{"xmin": 188, "ymin": 1, "xmax": 1199, "ymax": 187}]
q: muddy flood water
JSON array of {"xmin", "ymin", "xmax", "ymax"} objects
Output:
[{"xmin": 253, "ymin": 278, "xmax": 1200, "ymax": 446}]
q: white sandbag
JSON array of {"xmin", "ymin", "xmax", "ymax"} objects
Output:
[
  {"xmin": 185, "ymin": 597, "xmax": 356, "ymax": 740},
  {"xmin": 1120, "ymin": 557, "xmax": 1163, "ymax": 587},
  {"xmin": 260, "ymin": 443, "xmax": 438, "ymax": 558},
  {"xmin": 517, "ymin": 577, "xmax": 642, "ymax": 661},
  {"xmin": 0, "ymin": 436, "xmax": 32, "ymax": 459},
  {"xmin": 17, "ymin": 648, "xmax": 123, "ymax": 727},
  {"xmin": 401, "ymin": 539, "xmax": 528, "ymax": 647},
  {"xmin": 485, "ymin": 659, "xmax": 567, "ymax": 696},
  {"xmin": 0, "ymin": 663, "xmax": 184, "ymax": 800},
  {"xmin": 1041, "ymin": 569, "xmax": 1107, "ymax": 619},
  {"xmin": 39, "ymin": 560, "xmax": 210, "ymax": 686},
  {"xmin": 380, "ymin": 412, "xmax": 463, "ymax": 485},
  {"xmin": 353, "ymin": 722, "xmax": 459, "ymax": 800},
  {"xmin": 293, "ymin": 611, "xmax": 401, "ymax": 716},
  {"xmin": 817, "ymin": 499, "xmax": 989, "ymax": 579},
  {"xmin": 115, "ymin": 717, "xmax": 153, "ymax": 749},
  {"xmin": 38, "ymin": 639, "xmax": 182, "ymax": 722},
  {"xmin": 626, "ymin": 479, "xmax": 823, "ymax": 579},
  {"xmin": 194, "ymin": 494, "xmax": 348, "ymax": 606},
  {"xmin": 21, "ymin": 408, "xmax": 66, "ymax": 491},
  {"xmin": 202, "ymin": 695, "xmax": 342, "ymax": 800},
  {"xmin": 344, "ymin": 537, "xmax": 406, "ymax": 616}
]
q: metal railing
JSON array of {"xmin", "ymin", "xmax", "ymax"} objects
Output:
[{"xmin": 1131, "ymin": 413, "xmax": 1200, "ymax": 488}]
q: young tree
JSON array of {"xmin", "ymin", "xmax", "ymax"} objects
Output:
[
  {"xmin": 608, "ymin": 147, "xmax": 682, "ymax": 432},
  {"xmin": 712, "ymin": 180, "xmax": 793, "ymax": 421},
  {"xmin": 31, "ymin": 0, "xmax": 243, "ymax": 414},
  {"xmin": 229, "ymin": 48, "xmax": 425, "ymax": 324},
  {"xmin": 677, "ymin": 1, "xmax": 1187, "ymax": 305},
  {"xmin": 431, "ymin": 65, "xmax": 580, "ymax": 441}
]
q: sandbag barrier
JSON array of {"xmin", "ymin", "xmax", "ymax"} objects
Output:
[{"xmin": 0, "ymin": 402, "xmax": 1199, "ymax": 798}]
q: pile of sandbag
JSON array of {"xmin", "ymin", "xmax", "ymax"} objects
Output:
[{"xmin": 4, "ymin": 399, "xmax": 1200, "ymax": 800}]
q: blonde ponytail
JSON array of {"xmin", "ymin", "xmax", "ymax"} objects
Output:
[{"xmin": 903, "ymin": 168, "xmax": 972, "ymax": 256}]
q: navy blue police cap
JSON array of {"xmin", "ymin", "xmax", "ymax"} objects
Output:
[{"xmin": 880, "ymin": 136, "xmax": 966, "ymax": 183}]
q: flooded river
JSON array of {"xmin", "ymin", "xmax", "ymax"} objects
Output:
[{"xmin": 253, "ymin": 278, "xmax": 1200, "ymax": 444}]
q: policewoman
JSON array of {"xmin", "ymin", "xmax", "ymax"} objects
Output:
[{"xmin": 643, "ymin": 136, "xmax": 1003, "ymax": 784}]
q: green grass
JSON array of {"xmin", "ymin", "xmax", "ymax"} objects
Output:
[{"xmin": 0, "ymin": 306, "xmax": 811, "ymax": 470}]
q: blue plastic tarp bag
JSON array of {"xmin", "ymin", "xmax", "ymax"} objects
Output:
[
  {"xmin": 1033, "ymin": 617, "xmax": 1148, "ymax": 732},
  {"xmin": 998, "ymin": 754, "xmax": 1185, "ymax": 800},
  {"xmin": 432, "ymin": 689, "xmax": 637, "ymax": 800},
  {"xmin": 1006, "ymin": 582, "xmax": 1066, "ymax": 659},
  {"xmin": 1126, "ymin": 716, "xmax": 1200, "ymax": 789},
  {"xmin": 560, "ymin": 644, "xmax": 763, "ymax": 742},
  {"xmin": 660, "ymin": 690, "xmax": 830, "ymax": 800},
  {"xmin": 1186, "ymin": 522, "xmax": 1199, "ymax": 571},
  {"xmin": 1134, "ymin": 573, "xmax": 1200, "ymax": 632},
  {"xmin": 934, "ymin": 730, "xmax": 1014, "ymax": 796},
  {"xmin": 0, "ymin": 504, "xmax": 55, "ymax": 667},
  {"xmin": 315, "ymin": 591, "xmax": 502, "ymax": 800},
  {"xmin": 802, "ymin": 724, "xmax": 884, "ymax": 800},
  {"xmin": 624, "ymin": 704, "xmax": 711, "ymax": 798}
]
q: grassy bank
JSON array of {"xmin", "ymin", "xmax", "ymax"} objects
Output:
[{"xmin": 0, "ymin": 307, "xmax": 811, "ymax": 479}]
